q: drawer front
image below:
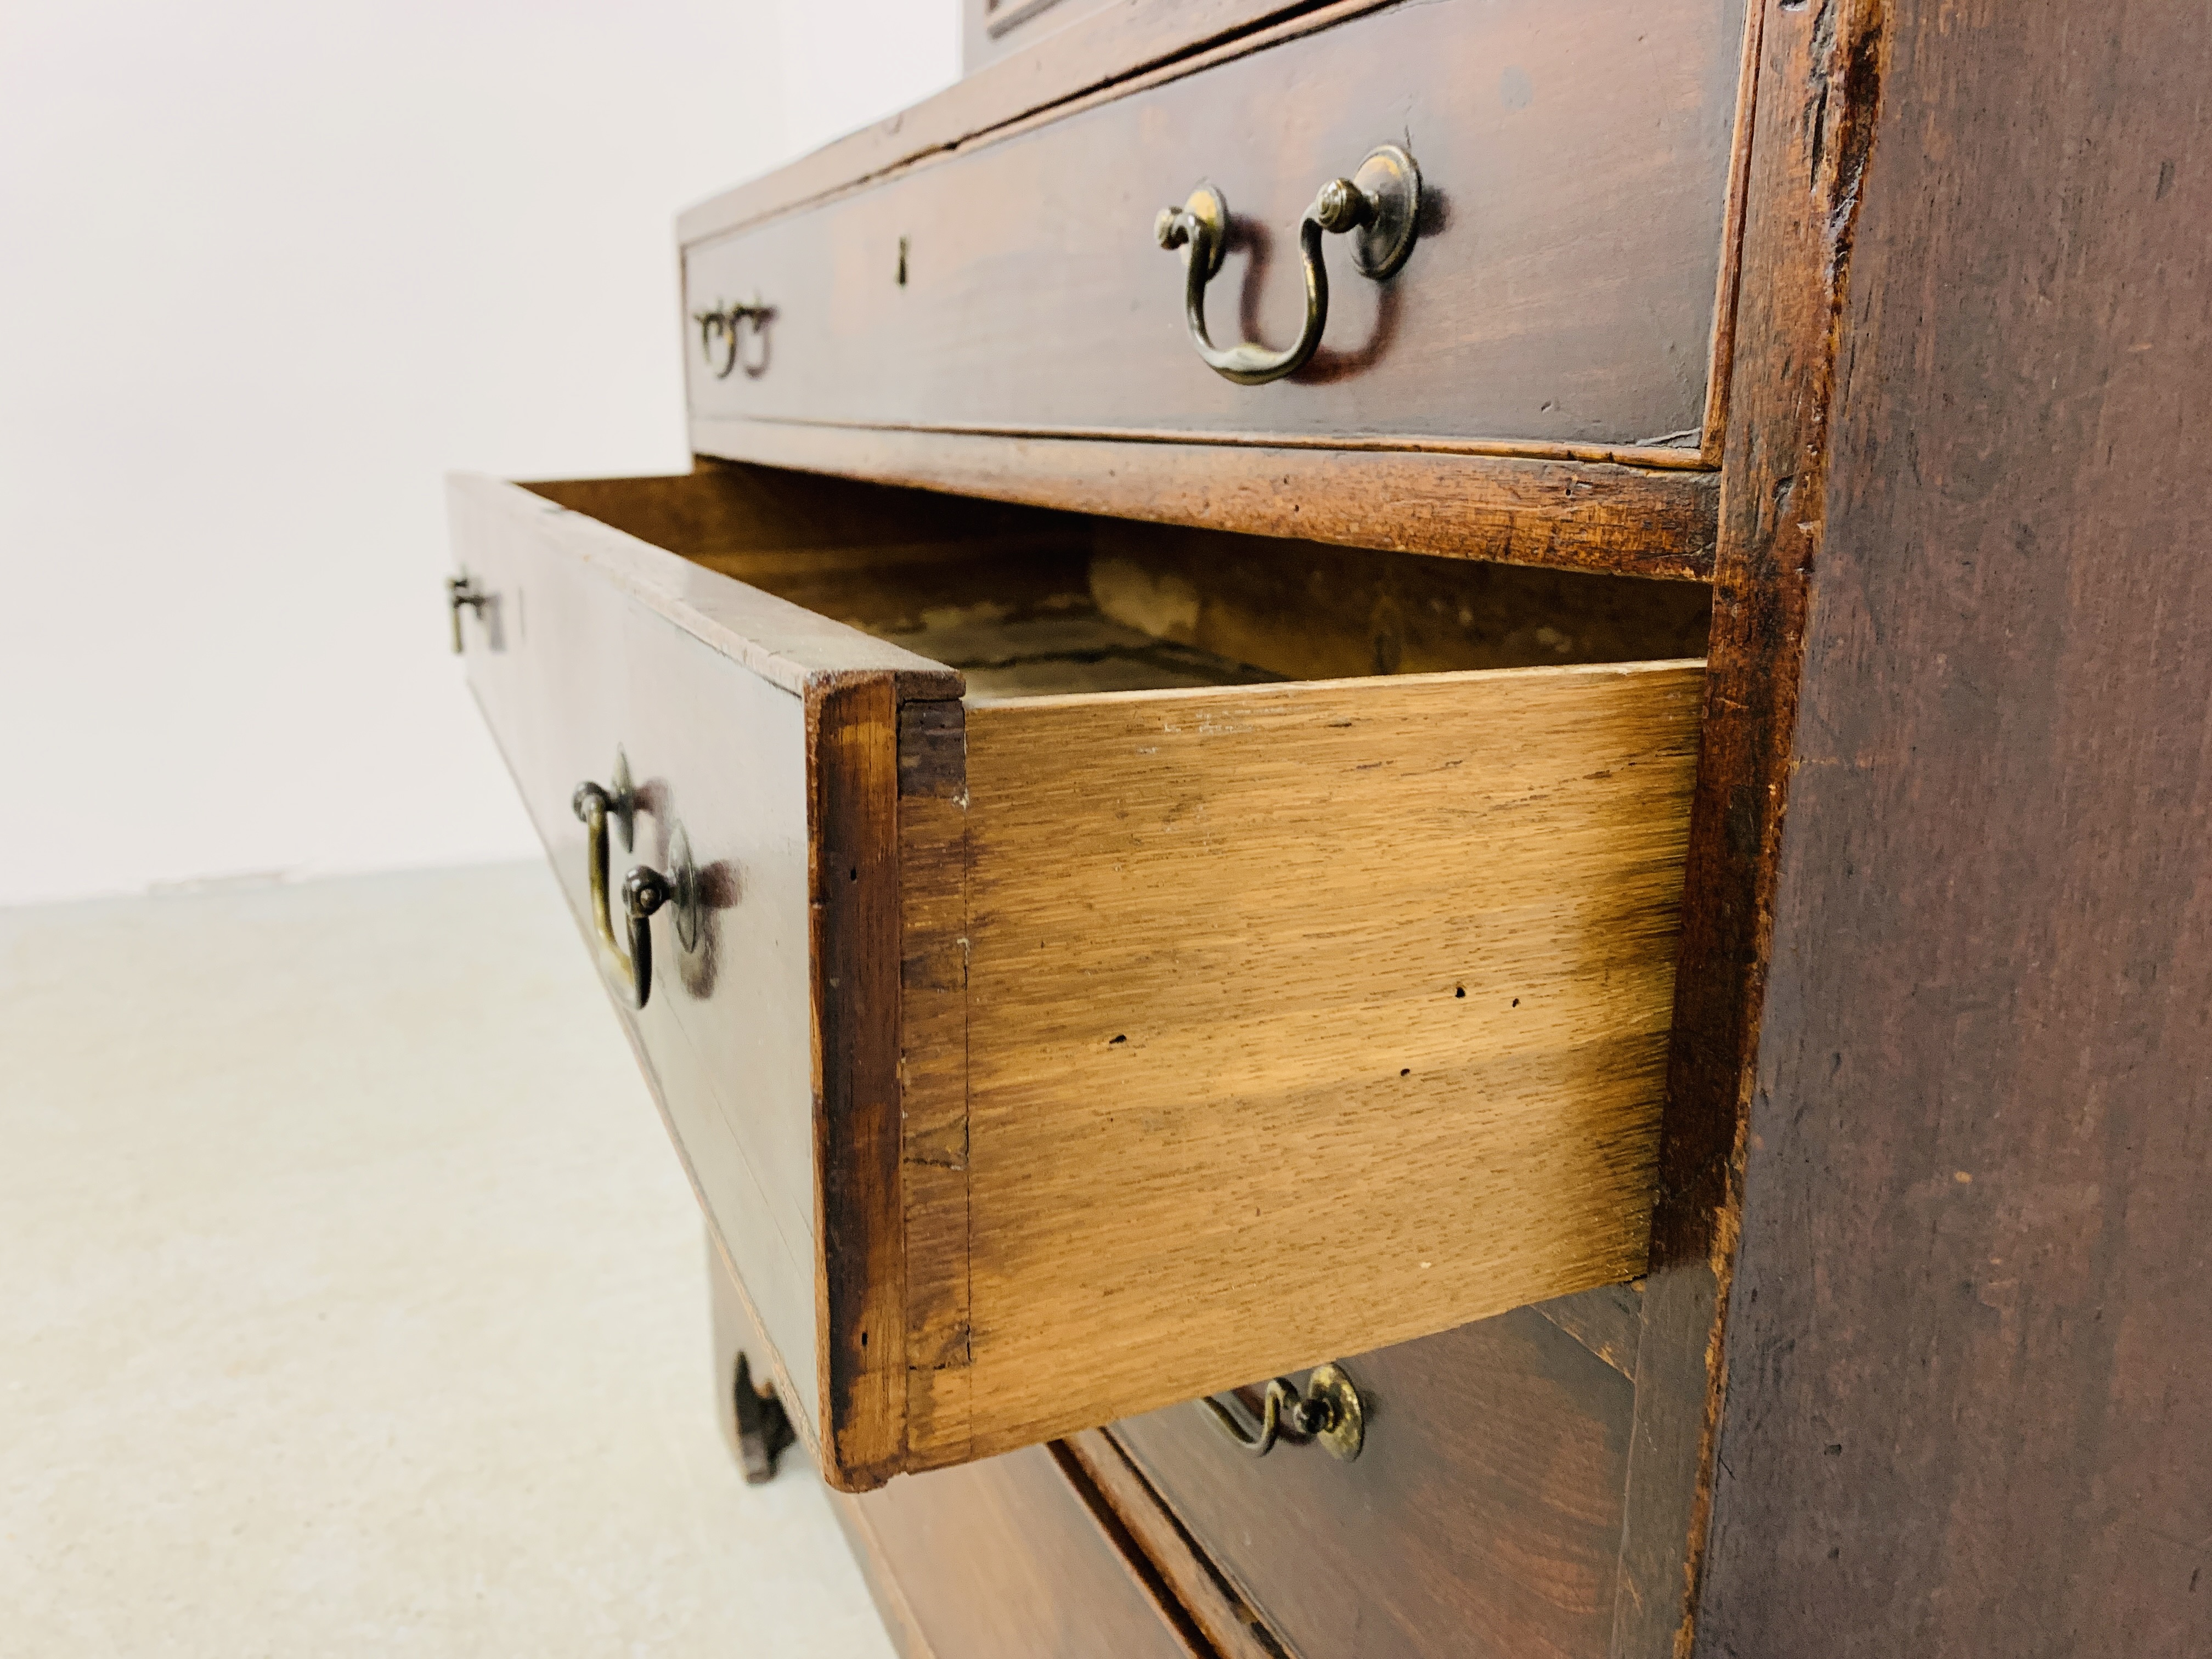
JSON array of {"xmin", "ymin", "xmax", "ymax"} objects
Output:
[
  {"xmin": 1108, "ymin": 1298, "xmax": 1638, "ymax": 1659},
  {"xmin": 686, "ymin": 0, "xmax": 1749, "ymax": 458},
  {"xmin": 449, "ymin": 473, "xmax": 964, "ymax": 1488},
  {"xmin": 453, "ymin": 484, "xmax": 825, "ymax": 1434}
]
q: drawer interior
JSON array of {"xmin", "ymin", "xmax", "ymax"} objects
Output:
[
  {"xmin": 497, "ymin": 459, "xmax": 1708, "ymax": 1481},
  {"xmin": 527, "ymin": 462, "xmax": 1711, "ymax": 697}
]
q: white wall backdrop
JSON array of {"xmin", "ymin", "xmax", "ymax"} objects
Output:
[{"xmin": 0, "ymin": 1, "xmax": 958, "ymax": 905}]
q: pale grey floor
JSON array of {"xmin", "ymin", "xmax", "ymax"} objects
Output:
[{"xmin": 0, "ymin": 864, "xmax": 897, "ymax": 1658}]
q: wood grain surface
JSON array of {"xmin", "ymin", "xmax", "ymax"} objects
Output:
[
  {"xmin": 1109, "ymin": 1308, "xmax": 1635, "ymax": 1659},
  {"xmin": 686, "ymin": 422, "xmax": 1722, "ymax": 580},
  {"xmin": 1607, "ymin": 0, "xmax": 1883, "ymax": 1647},
  {"xmin": 1691, "ymin": 2, "xmax": 2212, "ymax": 1653},
  {"xmin": 685, "ymin": 0, "xmax": 1746, "ymax": 458},
  {"xmin": 898, "ymin": 701, "xmax": 975, "ymax": 1459},
  {"xmin": 924, "ymin": 661, "xmax": 1703, "ymax": 1462}
]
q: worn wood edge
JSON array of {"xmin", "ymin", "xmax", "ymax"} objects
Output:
[
  {"xmin": 448, "ymin": 473, "xmax": 963, "ymax": 701},
  {"xmin": 1045, "ymin": 1442, "xmax": 1225, "ymax": 1659},
  {"xmin": 687, "ymin": 424, "xmax": 1719, "ymax": 581},
  {"xmin": 676, "ymin": 0, "xmax": 1392, "ymax": 245},
  {"xmin": 809, "ymin": 678, "xmax": 911, "ymax": 1492},
  {"xmin": 1610, "ymin": 2, "xmax": 1892, "ymax": 1655},
  {"xmin": 1063, "ymin": 1431, "xmax": 1291, "ymax": 1659},
  {"xmin": 1531, "ymin": 1280, "xmax": 1646, "ymax": 1381},
  {"xmin": 971, "ymin": 653, "xmax": 1710, "ymax": 715},
  {"xmin": 898, "ymin": 698, "xmax": 977, "ymax": 1469},
  {"xmin": 1694, "ymin": 0, "xmax": 1769, "ymax": 469},
  {"xmin": 732, "ymin": 415, "xmax": 1718, "ymax": 472}
]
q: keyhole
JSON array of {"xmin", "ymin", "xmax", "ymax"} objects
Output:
[{"xmin": 896, "ymin": 236, "xmax": 909, "ymax": 287}]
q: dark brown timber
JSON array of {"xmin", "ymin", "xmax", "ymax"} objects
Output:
[
  {"xmin": 1692, "ymin": 2, "xmax": 2212, "ymax": 1653},
  {"xmin": 689, "ymin": 422, "xmax": 1719, "ymax": 582},
  {"xmin": 1614, "ymin": 0, "xmax": 1888, "ymax": 1651},
  {"xmin": 811, "ymin": 675, "xmax": 909, "ymax": 1486},
  {"xmin": 1111, "ymin": 1310, "xmax": 1635, "ymax": 1659},
  {"xmin": 684, "ymin": 0, "xmax": 1745, "ymax": 460}
]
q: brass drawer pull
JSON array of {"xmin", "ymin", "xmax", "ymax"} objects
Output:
[
  {"xmin": 446, "ymin": 572, "xmax": 488, "ymax": 653},
  {"xmin": 1199, "ymin": 1362, "xmax": 1365, "ymax": 1462},
  {"xmin": 693, "ymin": 296, "xmax": 772, "ymax": 379},
  {"xmin": 572, "ymin": 748, "xmax": 699, "ymax": 1009},
  {"xmin": 1154, "ymin": 145, "xmax": 1419, "ymax": 386}
]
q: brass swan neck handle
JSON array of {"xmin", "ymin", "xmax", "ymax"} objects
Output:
[
  {"xmin": 574, "ymin": 776, "xmax": 668, "ymax": 1011},
  {"xmin": 1154, "ymin": 145, "xmax": 1420, "ymax": 387},
  {"xmin": 445, "ymin": 572, "xmax": 488, "ymax": 653},
  {"xmin": 572, "ymin": 748, "xmax": 697, "ymax": 1011},
  {"xmin": 1199, "ymin": 1363, "xmax": 1367, "ymax": 1460},
  {"xmin": 692, "ymin": 296, "xmax": 773, "ymax": 379}
]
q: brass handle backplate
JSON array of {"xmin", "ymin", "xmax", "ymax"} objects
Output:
[
  {"xmin": 1154, "ymin": 145, "xmax": 1420, "ymax": 386},
  {"xmin": 1200, "ymin": 1362, "xmax": 1366, "ymax": 1460},
  {"xmin": 572, "ymin": 748, "xmax": 700, "ymax": 1009},
  {"xmin": 693, "ymin": 296, "xmax": 773, "ymax": 379}
]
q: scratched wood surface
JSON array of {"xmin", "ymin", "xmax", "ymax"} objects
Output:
[
  {"xmin": 912, "ymin": 661, "xmax": 1702, "ymax": 1463},
  {"xmin": 828, "ymin": 1447, "xmax": 1210, "ymax": 1659},
  {"xmin": 1609, "ymin": 0, "xmax": 1886, "ymax": 1649},
  {"xmin": 1689, "ymin": 2, "xmax": 2212, "ymax": 1653}
]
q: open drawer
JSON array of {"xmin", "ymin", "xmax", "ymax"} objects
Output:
[{"xmin": 447, "ymin": 461, "xmax": 1707, "ymax": 1491}]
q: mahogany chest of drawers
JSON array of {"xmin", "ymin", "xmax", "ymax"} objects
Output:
[{"xmin": 451, "ymin": 1, "xmax": 2212, "ymax": 1653}]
